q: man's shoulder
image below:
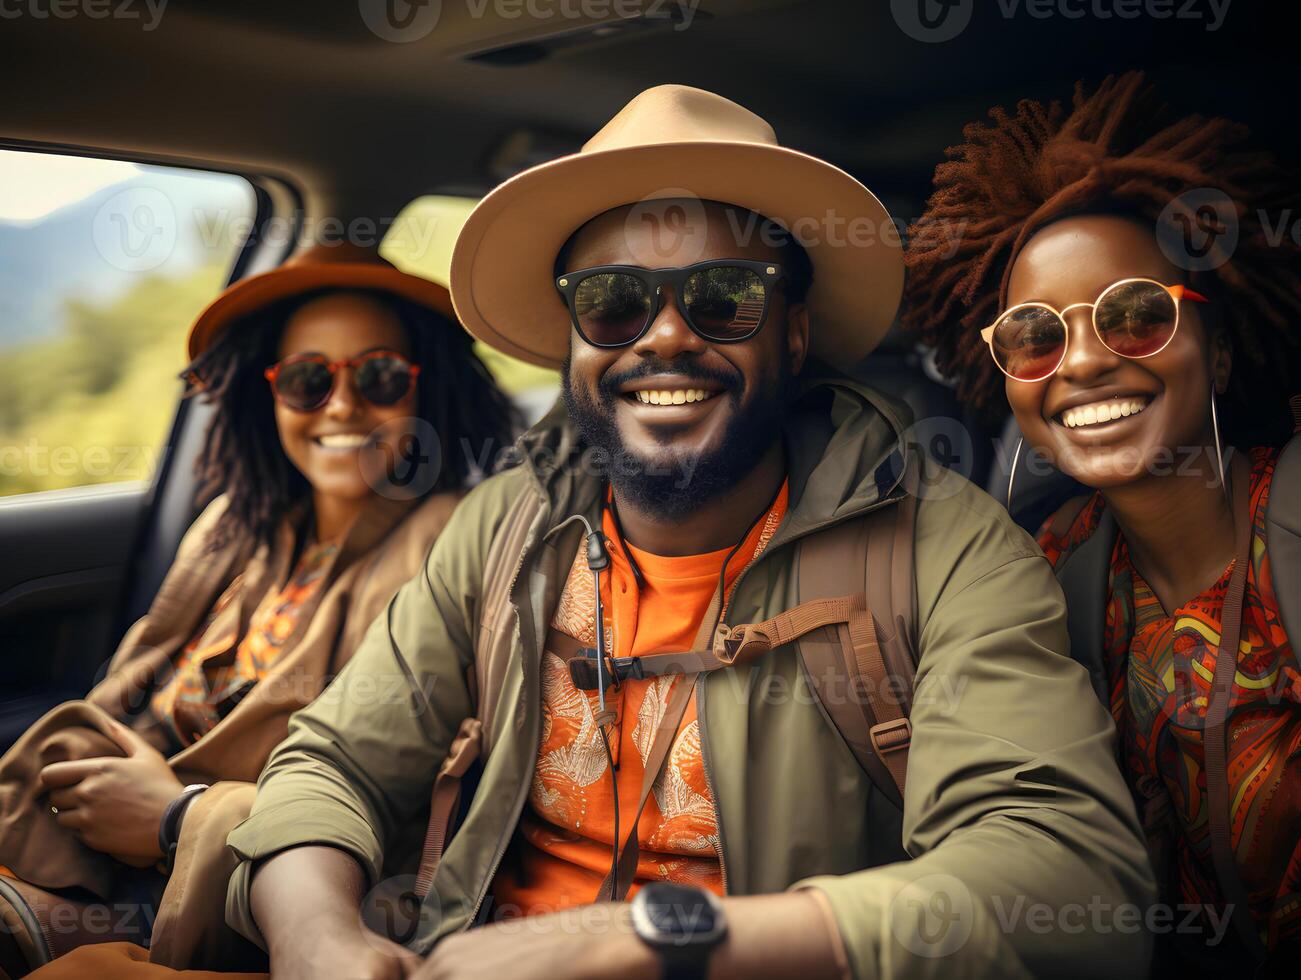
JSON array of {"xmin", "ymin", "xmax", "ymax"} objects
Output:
[
  {"xmin": 425, "ymin": 465, "xmax": 541, "ymax": 582},
  {"xmin": 909, "ymin": 455, "xmax": 1050, "ymax": 607},
  {"xmin": 460, "ymin": 463, "xmax": 538, "ymax": 518}
]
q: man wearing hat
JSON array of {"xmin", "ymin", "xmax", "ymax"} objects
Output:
[{"xmin": 227, "ymin": 87, "xmax": 1154, "ymax": 979}]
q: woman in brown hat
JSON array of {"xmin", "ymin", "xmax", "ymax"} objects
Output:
[{"xmin": 0, "ymin": 243, "xmax": 516, "ymax": 977}]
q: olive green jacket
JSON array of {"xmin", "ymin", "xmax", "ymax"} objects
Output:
[{"xmin": 226, "ymin": 378, "xmax": 1155, "ymax": 979}]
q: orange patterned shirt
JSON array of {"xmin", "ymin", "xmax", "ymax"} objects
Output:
[
  {"xmin": 150, "ymin": 539, "xmax": 338, "ymax": 747},
  {"xmin": 491, "ymin": 484, "xmax": 788, "ymax": 916},
  {"xmin": 1038, "ymin": 448, "xmax": 1301, "ymax": 950}
]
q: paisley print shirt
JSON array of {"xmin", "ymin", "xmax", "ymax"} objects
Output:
[
  {"xmin": 492, "ymin": 484, "xmax": 788, "ymax": 915},
  {"xmin": 1039, "ymin": 448, "xmax": 1300, "ymax": 950},
  {"xmin": 149, "ymin": 538, "xmax": 339, "ymax": 748}
]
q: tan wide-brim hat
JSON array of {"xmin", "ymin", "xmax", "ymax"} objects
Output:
[
  {"xmin": 450, "ymin": 84, "xmax": 903, "ymax": 370},
  {"xmin": 187, "ymin": 241, "xmax": 456, "ymax": 360}
]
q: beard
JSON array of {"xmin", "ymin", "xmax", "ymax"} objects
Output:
[{"xmin": 562, "ymin": 351, "xmax": 797, "ymax": 521}]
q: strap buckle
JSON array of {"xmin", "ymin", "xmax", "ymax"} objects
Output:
[
  {"xmin": 868, "ymin": 717, "xmax": 912, "ymax": 755},
  {"xmin": 568, "ymin": 650, "xmax": 645, "ymax": 690},
  {"xmin": 714, "ymin": 624, "xmax": 772, "ymax": 663}
]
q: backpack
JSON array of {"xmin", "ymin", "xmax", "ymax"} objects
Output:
[
  {"xmin": 1266, "ymin": 433, "xmax": 1301, "ymax": 650},
  {"xmin": 414, "ymin": 474, "xmax": 920, "ymax": 894}
]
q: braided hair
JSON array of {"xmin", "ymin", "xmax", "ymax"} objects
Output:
[
  {"xmin": 902, "ymin": 71, "xmax": 1301, "ymax": 445},
  {"xmin": 184, "ymin": 288, "xmax": 518, "ymax": 551}
]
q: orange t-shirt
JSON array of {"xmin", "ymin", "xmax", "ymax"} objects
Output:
[{"xmin": 491, "ymin": 483, "xmax": 788, "ymax": 917}]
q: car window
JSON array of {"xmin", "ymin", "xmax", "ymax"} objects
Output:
[
  {"xmin": 381, "ymin": 195, "xmax": 560, "ymax": 421},
  {"xmin": 0, "ymin": 149, "xmax": 255, "ymax": 498}
]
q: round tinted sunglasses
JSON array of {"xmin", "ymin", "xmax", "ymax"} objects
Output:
[
  {"xmin": 981, "ymin": 277, "xmax": 1209, "ymax": 382},
  {"xmin": 555, "ymin": 260, "xmax": 784, "ymax": 349},
  {"xmin": 264, "ymin": 349, "xmax": 420, "ymax": 413}
]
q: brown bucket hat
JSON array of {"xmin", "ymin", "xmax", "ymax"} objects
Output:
[
  {"xmin": 186, "ymin": 241, "xmax": 455, "ymax": 360},
  {"xmin": 449, "ymin": 84, "xmax": 903, "ymax": 370}
]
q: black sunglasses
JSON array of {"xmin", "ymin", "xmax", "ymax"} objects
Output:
[{"xmin": 555, "ymin": 259, "xmax": 784, "ymax": 349}]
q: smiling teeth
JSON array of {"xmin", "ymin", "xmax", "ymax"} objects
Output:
[
  {"xmin": 315, "ymin": 434, "xmax": 369, "ymax": 448},
  {"xmin": 1062, "ymin": 398, "xmax": 1149, "ymax": 428},
  {"xmin": 634, "ymin": 389, "xmax": 713, "ymax": 405}
]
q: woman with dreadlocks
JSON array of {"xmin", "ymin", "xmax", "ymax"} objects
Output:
[
  {"xmin": 904, "ymin": 73, "xmax": 1301, "ymax": 974},
  {"xmin": 0, "ymin": 243, "xmax": 517, "ymax": 977}
]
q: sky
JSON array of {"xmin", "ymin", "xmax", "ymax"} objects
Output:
[{"xmin": 0, "ymin": 150, "xmax": 143, "ymax": 224}]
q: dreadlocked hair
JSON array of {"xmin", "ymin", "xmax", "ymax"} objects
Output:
[
  {"xmin": 902, "ymin": 71, "xmax": 1301, "ymax": 445},
  {"xmin": 183, "ymin": 288, "xmax": 519, "ymax": 552}
]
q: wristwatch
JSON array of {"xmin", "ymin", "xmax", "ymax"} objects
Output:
[
  {"xmin": 631, "ymin": 882, "xmax": 727, "ymax": 980},
  {"xmin": 157, "ymin": 783, "xmax": 210, "ymax": 871}
]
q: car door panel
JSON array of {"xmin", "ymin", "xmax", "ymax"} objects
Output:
[{"xmin": 0, "ymin": 485, "xmax": 147, "ymax": 749}]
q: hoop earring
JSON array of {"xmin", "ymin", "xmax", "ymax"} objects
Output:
[
  {"xmin": 1007, "ymin": 437, "xmax": 1024, "ymax": 512},
  {"xmin": 1210, "ymin": 380, "xmax": 1229, "ymax": 505}
]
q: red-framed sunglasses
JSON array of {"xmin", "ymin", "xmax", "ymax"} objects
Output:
[
  {"xmin": 981, "ymin": 277, "xmax": 1209, "ymax": 382},
  {"xmin": 264, "ymin": 349, "xmax": 420, "ymax": 413}
]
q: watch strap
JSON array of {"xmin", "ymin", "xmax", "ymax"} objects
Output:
[
  {"xmin": 158, "ymin": 783, "xmax": 210, "ymax": 870},
  {"xmin": 657, "ymin": 944, "xmax": 711, "ymax": 980}
]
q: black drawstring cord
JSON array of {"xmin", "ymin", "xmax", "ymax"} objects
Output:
[
  {"xmin": 713, "ymin": 479, "xmax": 785, "ymax": 618},
  {"xmin": 552, "ymin": 511, "xmax": 623, "ymax": 897},
  {"xmin": 606, "ymin": 494, "xmax": 646, "ymax": 591}
]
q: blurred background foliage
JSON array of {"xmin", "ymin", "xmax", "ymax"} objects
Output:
[
  {"xmin": 0, "ymin": 263, "xmax": 228, "ymax": 496},
  {"xmin": 0, "ymin": 187, "xmax": 559, "ymax": 499}
]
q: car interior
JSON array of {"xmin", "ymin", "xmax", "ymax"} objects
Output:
[{"xmin": 0, "ymin": 0, "xmax": 1295, "ymax": 753}]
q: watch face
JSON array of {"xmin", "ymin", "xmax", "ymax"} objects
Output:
[{"xmin": 633, "ymin": 883, "xmax": 726, "ymax": 948}]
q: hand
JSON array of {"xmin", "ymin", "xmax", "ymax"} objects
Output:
[
  {"xmin": 269, "ymin": 917, "xmax": 423, "ymax": 980},
  {"xmin": 413, "ymin": 904, "xmax": 657, "ymax": 980},
  {"xmin": 38, "ymin": 718, "xmax": 185, "ymax": 866}
]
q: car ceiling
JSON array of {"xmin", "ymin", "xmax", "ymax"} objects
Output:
[{"xmin": 3, "ymin": 0, "xmax": 1296, "ymax": 229}]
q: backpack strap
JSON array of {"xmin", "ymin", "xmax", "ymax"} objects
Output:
[
  {"xmin": 1203, "ymin": 452, "xmax": 1268, "ymax": 960},
  {"xmin": 795, "ymin": 491, "xmax": 918, "ymax": 811},
  {"xmin": 1265, "ymin": 423, "xmax": 1301, "ymax": 662},
  {"xmin": 1046, "ymin": 493, "xmax": 1092, "ymax": 540},
  {"xmin": 473, "ymin": 490, "xmax": 545, "ymax": 754},
  {"xmin": 871, "ymin": 481, "xmax": 919, "ymax": 716},
  {"xmin": 549, "ymin": 594, "xmax": 871, "ymax": 684},
  {"xmin": 415, "ymin": 489, "xmax": 542, "ymax": 897},
  {"xmin": 1054, "ymin": 507, "xmax": 1116, "ymax": 705}
]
